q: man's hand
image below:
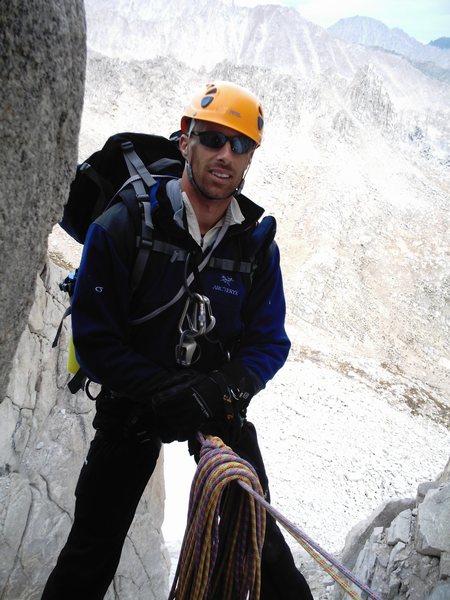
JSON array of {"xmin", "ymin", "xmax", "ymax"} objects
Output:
[
  {"xmin": 152, "ymin": 371, "xmax": 225, "ymax": 427},
  {"xmin": 151, "ymin": 364, "xmax": 263, "ymax": 444}
]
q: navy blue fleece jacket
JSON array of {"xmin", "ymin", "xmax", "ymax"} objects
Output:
[{"xmin": 71, "ymin": 180, "xmax": 290, "ymax": 404}]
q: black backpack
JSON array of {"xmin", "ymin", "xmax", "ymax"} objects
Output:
[
  {"xmin": 55, "ymin": 131, "xmax": 185, "ymax": 393},
  {"xmin": 60, "ymin": 131, "xmax": 185, "ymax": 244}
]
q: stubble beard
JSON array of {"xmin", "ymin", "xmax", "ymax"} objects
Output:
[{"xmin": 190, "ymin": 160, "xmax": 242, "ymax": 202}]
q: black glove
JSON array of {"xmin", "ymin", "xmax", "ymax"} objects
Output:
[
  {"xmin": 124, "ymin": 370, "xmax": 203, "ymax": 444},
  {"xmin": 151, "ymin": 371, "xmax": 224, "ymax": 432},
  {"xmin": 196, "ymin": 363, "xmax": 264, "ymax": 448},
  {"xmin": 152, "ymin": 363, "xmax": 263, "ymax": 444},
  {"xmin": 125, "ymin": 404, "xmax": 193, "ymax": 445}
]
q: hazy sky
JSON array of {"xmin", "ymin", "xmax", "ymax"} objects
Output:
[{"xmin": 234, "ymin": 0, "xmax": 450, "ymax": 43}]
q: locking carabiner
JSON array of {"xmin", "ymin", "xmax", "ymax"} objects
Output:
[{"xmin": 176, "ymin": 293, "xmax": 216, "ymax": 366}]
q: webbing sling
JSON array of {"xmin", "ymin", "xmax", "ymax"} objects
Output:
[{"xmin": 130, "ymin": 220, "xmax": 229, "ymax": 325}]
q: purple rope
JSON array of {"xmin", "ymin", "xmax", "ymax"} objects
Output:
[{"xmin": 238, "ymin": 481, "xmax": 383, "ymax": 600}]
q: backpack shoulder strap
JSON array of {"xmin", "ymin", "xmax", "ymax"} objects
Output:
[
  {"xmin": 241, "ymin": 215, "xmax": 277, "ymax": 294},
  {"xmin": 250, "ymin": 215, "xmax": 277, "ymax": 271},
  {"xmin": 252, "ymin": 215, "xmax": 277, "ymax": 254},
  {"xmin": 121, "ymin": 140, "xmax": 156, "ymax": 188},
  {"xmin": 118, "ymin": 178, "xmax": 164, "ymax": 293}
]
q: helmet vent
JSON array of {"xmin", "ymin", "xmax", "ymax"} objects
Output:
[{"xmin": 201, "ymin": 96, "xmax": 214, "ymax": 108}]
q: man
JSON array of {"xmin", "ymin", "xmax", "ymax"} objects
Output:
[{"xmin": 41, "ymin": 81, "xmax": 313, "ymax": 599}]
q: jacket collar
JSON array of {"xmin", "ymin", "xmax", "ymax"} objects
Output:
[{"xmin": 156, "ymin": 177, "xmax": 264, "ymax": 236}]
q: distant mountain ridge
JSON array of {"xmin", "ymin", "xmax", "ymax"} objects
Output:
[
  {"xmin": 430, "ymin": 37, "xmax": 450, "ymax": 49},
  {"xmin": 85, "ymin": 0, "xmax": 325, "ymax": 71},
  {"xmin": 84, "ymin": 0, "xmax": 450, "ymax": 114},
  {"xmin": 329, "ymin": 16, "xmax": 450, "ymax": 69}
]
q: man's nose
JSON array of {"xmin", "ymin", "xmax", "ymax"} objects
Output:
[{"xmin": 215, "ymin": 139, "xmax": 234, "ymax": 160}]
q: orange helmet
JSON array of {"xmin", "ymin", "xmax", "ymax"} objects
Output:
[{"xmin": 181, "ymin": 81, "xmax": 264, "ymax": 145}]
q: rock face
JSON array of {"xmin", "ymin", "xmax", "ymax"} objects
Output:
[
  {"xmin": 0, "ymin": 260, "xmax": 170, "ymax": 599},
  {"xmin": 334, "ymin": 458, "xmax": 450, "ymax": 599},
  {"xmin": 0, "ymin": 5, "xmax": 170, "ymax": 598},
  {"xmin": 0, "ymin": 1, "xmax": 86, "ymax": 399}
]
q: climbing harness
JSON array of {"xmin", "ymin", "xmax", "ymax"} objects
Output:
[{"xmin": 171, "ymin": 435, "xmax": 383, "ymax": 600}]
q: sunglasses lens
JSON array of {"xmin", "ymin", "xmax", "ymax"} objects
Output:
[
  {"xmin": 199, "ymin": 132, "xmax": 227, "ymax": 149},
  {"xmin": 194, "ymin": 131, "xmax": 254, "ymax": 154},
  {"xmin": 231, "ymin": 136, "xmax": 254, "ymax": 154}
]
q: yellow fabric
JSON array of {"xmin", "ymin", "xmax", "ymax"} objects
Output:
[{"xmin": 67, "ymin": 336, "xmax": 80, "ymax": 374}]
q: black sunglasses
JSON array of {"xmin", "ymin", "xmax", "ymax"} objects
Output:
[{"xmin": 190, "ymin": 130, "xmax": 256, "ymax": 155}]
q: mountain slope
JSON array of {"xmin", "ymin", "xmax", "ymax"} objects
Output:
[
  {"xmin": 84, "ymin": 1, "xmax": 450, "ymax": 126},
  {"xmin": 79, "ymin": 2, "xmax": 450, "ymax": 392}
]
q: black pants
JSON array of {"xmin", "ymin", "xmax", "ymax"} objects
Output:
[{"xmin": 41, "ymin": 422, "xmax": 313, "ymax": 599}]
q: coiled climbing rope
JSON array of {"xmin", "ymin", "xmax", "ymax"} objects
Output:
[
  {"xmin": 169, "ymin": 435, "xmax": 266, "ymax": 600},
  {"xmin": 169, "ymin": 435, "xmax": 382, "ymax": 600}
]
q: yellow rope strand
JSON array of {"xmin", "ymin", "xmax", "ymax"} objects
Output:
[{"xmin": 282, "ymin": 522, "xmax": 362, "ymax": 600}]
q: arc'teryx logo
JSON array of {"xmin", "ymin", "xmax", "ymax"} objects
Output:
[{"xmin": 213, "ymin": 275, "xmax": 239, "ymax": 296}]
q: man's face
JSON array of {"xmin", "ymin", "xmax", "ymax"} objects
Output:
[{"xmin": 181, "ymin": 120, "xmax": 255, "ymax": 201}]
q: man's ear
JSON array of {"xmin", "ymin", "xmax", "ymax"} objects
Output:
[{"xmin": 179, "ymin": 134, "xmax": 189, "ymax": 159}]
